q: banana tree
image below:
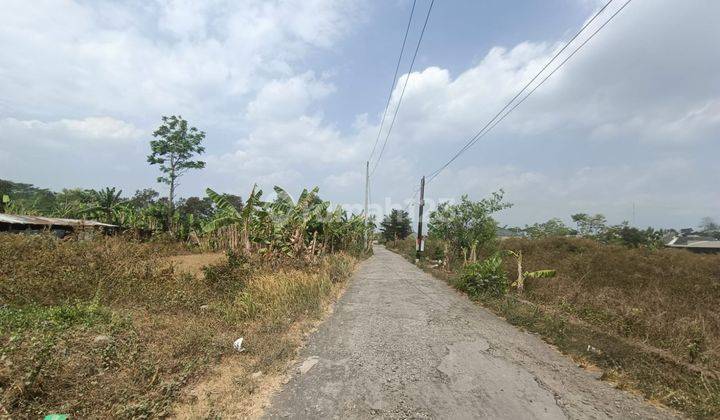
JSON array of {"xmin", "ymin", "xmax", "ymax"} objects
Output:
[
  {"xmin": 85, "ymin": 187, "xmax": 124, "ymax": 224},
  {"xmin": 205, "ymin": 185, "xmax": 264, "ymax": 255},
  {"xmin": 269, "ymin": 186, "xmax": 328, "ymax": 256},
  {"xmin": 505, "ymin": 250, "xmax": 556, "ymax": 293}
]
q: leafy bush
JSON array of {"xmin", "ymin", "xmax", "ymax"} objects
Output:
[{"xmin": 459, "ymin": 254, "xmax": 507, "ymax": 297}]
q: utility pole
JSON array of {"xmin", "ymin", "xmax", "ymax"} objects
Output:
[
  {"xmin": 364, "ymin": 161, "xmax": 369, "ymax": 220},
  {"xmin": 364, "ymin": 161, "xmax": 370, "ymax": 247},
  {"xmin": 416, "ymin": 176, "xmax": 425, "ymax": 261}
]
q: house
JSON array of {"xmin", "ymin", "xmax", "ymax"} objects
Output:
[
  {"xmin": 0, "ymin": 213, "xmax": 116, "ymax": 238},
  {"xmin": 666, "ymin": 234, "xmax": 720, "ymax": 254}
]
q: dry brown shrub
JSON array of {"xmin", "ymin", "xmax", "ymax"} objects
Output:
[
  {"xmin": 0, "ymin": 233, "xmax": 357, "ymax": 418},
  {"xmin": 500, "ymin": 237, "xmax": 720, "ymax": 370}
]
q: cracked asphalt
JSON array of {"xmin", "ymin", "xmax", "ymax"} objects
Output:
[{"xmin": 264, "ymin": 246, "xmax": 677, "ymax": 419}]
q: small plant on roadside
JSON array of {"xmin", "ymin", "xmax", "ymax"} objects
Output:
[
  {"xmin": 459, "ymin": 253, "xmax": 507, "ymax": 297},
  {"xmin": 505, "ymin": 250, "xmax": 556, "ymax": 293}
]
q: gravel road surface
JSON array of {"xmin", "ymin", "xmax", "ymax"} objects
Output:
[{"xmin": 264, "ymin": 246, "xmax": 677, "ymax": 419}]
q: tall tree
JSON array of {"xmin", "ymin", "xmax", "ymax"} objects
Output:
[
  {"xmin": 380, "ymin": 209, "xmax": 412, "ymax": 242},
  {"xmin": 571, "ymin": 213, "xmax": 607, "ymax": 237},
  {"xmin": 147, "ymin": 115, "xmax": 206, "ymax": 222}
]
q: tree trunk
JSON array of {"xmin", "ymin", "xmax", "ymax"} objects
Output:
[
  {"xmin": 168, "ymin": 158, "xmax": 176, "ymax": 234},
  {"xmin": 516, "ymin": 251, "xmax": 525, "ymax": 293},
  {"xmin": 242, "ymin": 218, "xmax": 251, "ymax": 256}
]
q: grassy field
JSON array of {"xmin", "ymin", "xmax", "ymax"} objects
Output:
[
  {"xmin": 0, "ymin": 234, "xmax": 359, "ymax": 418},
  {"xmin": 387, "ymin": 237, "xmax": 720, "ymax": 418}
]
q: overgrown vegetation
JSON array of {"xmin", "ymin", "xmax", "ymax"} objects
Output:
[
  {"xmin": 382, "ymin": 191, "xmax": 720, "ymax": 417},
  {"xmin": 387, "ymin": 233, "xmax": 720, "ymax": 418},
  {"xmin": 0, "ymin": 166, "xmax": 372, "ymax": 417},
  {"xmin": 0, "ymin": 234, "xmax": 360, "ymax": 418}
]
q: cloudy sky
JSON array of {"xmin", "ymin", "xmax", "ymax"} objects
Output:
[{"xmin": 1, "ymin": 0, "xmax": 718, "ymax": 229}]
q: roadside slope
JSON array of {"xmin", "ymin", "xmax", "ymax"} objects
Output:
[{"xmin": 264, "ymin": 245, "xmax": 677, "ymax": 419}]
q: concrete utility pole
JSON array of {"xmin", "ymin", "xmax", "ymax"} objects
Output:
[
  {"xmin": 416, "ymin": 176, "xmax": 425, "ymax": 261},
  {"xmin": 364, "ymin": 161, "xmax": 369, "ymax": 246},
  {"xmin": 364, "ymin": 161, "xmax": 369, "ymax": 219}
]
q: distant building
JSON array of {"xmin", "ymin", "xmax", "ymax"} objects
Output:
[
  {"xmin": 666, "ymin": 234, "xmax": 720, "ymax": 254},
  {"xmin": 497, "ymin": 227, "xmax": 526, "ymax": 239},
  {"xmin": 0, "ymin": 213, "xmax": 116, "ymax": 238}
]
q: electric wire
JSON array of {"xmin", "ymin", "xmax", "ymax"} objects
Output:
[
  {"xmin": 371, "ymin": 0, "xmax": 435, "ymax": 177},
  {"xmin": 368, "ymin": 0, "xmax": 418, "ymax": 163},
  {"xmin": 425, "ymin": 0, "xmax": 632, "ymax": 184}
]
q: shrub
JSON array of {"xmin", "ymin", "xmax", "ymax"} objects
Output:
[
  {"xmin": 324, "ymin": 253, "xmax": 354, "ymax": 283},
  {"xmin": 499, "ymin": 236, "xmax": 720, "ymax": 371},
  {"xmin": 459, "ymin": 254, "xmax": 507, "ymax": 297},
  {"xmin": 201, "ymin": 250, "xmax": 251, "ymax": 295}
]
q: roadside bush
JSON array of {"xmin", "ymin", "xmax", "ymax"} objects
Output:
[{"xmin": 458, "ymin": 254, "xmax": 507, "ymax": 297}]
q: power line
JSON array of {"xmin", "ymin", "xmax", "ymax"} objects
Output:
[
  {"xmin": 426, "ymin": 0, "xmax": 632, "ymax": 184},
  {"xmin": 371, "ymin": 0, "xmax": 435, "ymax": 177},
  {"xmin": 368, "ymin": 0, "xmax": 418, "ymax": 163},
  {"xmin": 402, "ymin": 187, "xmax": 421, "ymax": 212}
]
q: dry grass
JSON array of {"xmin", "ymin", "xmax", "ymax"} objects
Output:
[
  {"xmin": 500, "ymin": 237, "xmax": 720, "ymax": 372},
  {"xmin": 165, "ymin": 252, "xmax": 228, "ymax": 278},
  {"xmin": 0, "ymin": 234, "xmax": 359, "ymax": 418}
]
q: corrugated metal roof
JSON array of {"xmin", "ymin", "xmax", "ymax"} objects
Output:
[
  {"xmin": 667, "ymin": 240, "xmax": 720, "ymax": 249},
  {"xmin": 0, "ymin": 213, "xmax": 116, "ymax": 227}
]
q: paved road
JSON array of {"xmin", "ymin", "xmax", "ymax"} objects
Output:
[{"xmin": 264, "ymin": 246, "xmax": 676, "ymax": 419}]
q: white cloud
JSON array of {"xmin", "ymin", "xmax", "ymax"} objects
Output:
[
  {"xmin": 359, "ymin": 0, "xmax": 720, "ymax": 228},
  {"xmin": 246, "ymin": 72, "xmax": 335, "ymax": 122},
  {"xmin": 0, "ymin": 0, "xmax": 365, "ymax": 196},
  {"xmin": 0, "ymin": 0, "xmax": 717, "ymax": 228},
  {"xmin": 0, "ymin": 117, "xmax": 143, "ymax": 147},
  {"xmin": 325, "ymin": 171, "xmax": 362, "ymax": 189},
  {"xmin": 0, "ymin": 0, "xmax": 363, "ymax": 121}
]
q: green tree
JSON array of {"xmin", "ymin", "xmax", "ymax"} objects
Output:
[
  {"xmin": 128, "ymin": 188, "xmax": 160, "ymax": 209},
  {"xmin": 524, "ymin": 218, "xmax": 573, "ymax": 238},
  {"xmin": 600, "ymin": 222, "xmax": 664, "ymax": 248},
  {"xmin": 177, "ymin": 196, "xmax": 215, "ymax": 221},
  {"xmin": 0, "ymin": 179, "xmax": 56, "ymax": 215},
  {"xmin": 147, "ymin": 115, "xmax": 206, "ymax": 221},
  {"xmin": 571, "ymin": 213, "xmax": 607, "ymax": 237},
  {"xmin": 428, "ymin": 191, "xmax": 511, "ymax": 256},
  {"xmin": 380, "ymin": 209, "xmax": 412, "ymax": 242},
  {"xmin": 51, "ymin": 189, "xmax": 92, "ymax": 218}
]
